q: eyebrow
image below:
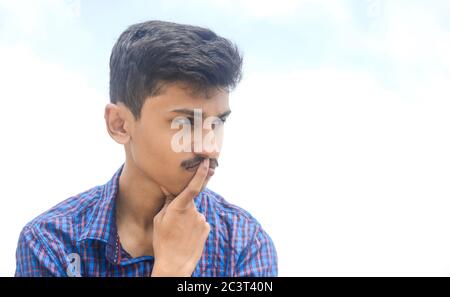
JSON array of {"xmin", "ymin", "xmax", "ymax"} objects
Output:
[{"xmin": 170, "ymin": 108, "xmax": 232, "ymax": 119}]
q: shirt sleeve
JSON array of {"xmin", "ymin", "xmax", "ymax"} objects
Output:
[
  {"xmin": 15, "ymin": 226, "xmax": 65, "ymax": 277},
  {"xmin": 234, "ymin": 225, "xmax": 278, "ymax": 277}
]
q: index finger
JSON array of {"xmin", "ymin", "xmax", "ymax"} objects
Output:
[{"xmin": 170, "ymin": 158, "xmax": 209, "ymax": 209}]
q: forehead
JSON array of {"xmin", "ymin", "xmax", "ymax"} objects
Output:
[{"xmin": 141, "ymin": 82, "xmax": 230, "ymax": 117}]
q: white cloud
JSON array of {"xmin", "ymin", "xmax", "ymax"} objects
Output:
[
  {"xmin": 162, "ymin": 0, "xmax": 352, "ymax": 23},
  {"xmin": 365, "ymin": 1, "xmax": 450, "ymax": 77},
  {"xmin": 0, "ymin": 0, "xmax": 80, "ymax": 40},
  {"xmin": 0, "ymin": 42, "xmax": 120, "ymax": 276},
  {"xmin": 211, "ymin": 67, "xmax": 450, "ymax": 276}
]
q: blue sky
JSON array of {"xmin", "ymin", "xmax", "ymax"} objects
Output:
[
  {"xmin": 2, "ymin": 0, "xmax": 450, "ymax": 90},
  {"xmin": 2, "ymin": 0, "xmax": 450, "ymax": 96}
]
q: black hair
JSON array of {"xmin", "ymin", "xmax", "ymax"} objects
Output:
[{"xmin": 109, "ymin": 20, "xmax": 243, "ymax": 120}]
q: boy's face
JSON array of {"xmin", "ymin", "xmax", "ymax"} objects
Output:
[{"xmin": 111, "ymin": 82, "xmax": 230, "ymax": 195}]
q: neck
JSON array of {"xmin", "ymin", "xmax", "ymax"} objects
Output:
[{"xmin": 116, "ymin": 159, "xmax": 166, "ymax": 231}]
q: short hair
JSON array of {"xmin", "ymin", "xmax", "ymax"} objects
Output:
[{"xmin": 109, "ymin": 20, "xmax": 243, "ymax": 120}]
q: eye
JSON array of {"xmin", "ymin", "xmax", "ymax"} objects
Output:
[
  {"xmin": 174, "ymin": 117, "xmax": 194, "ymax": 126},
  {"xmin": 212, "ymin": 118, "xmax": 226, "ymax": 130}
]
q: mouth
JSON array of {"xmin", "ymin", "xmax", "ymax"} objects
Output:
[
  {"xmin": 185, "ymin": 162, "xmax": 202, "ymax": 172},
  {"xmin": 184, "ymin": 161, "xmax": 217, "ymax": 176}
]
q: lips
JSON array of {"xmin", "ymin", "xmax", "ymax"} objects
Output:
[
  {"xmin": 185, "ymin": 162, "xmax": 202, "ymax": 172},
  {"xmin": 185, "ymin": 161, "xmax": 216, "ymax": 174}
]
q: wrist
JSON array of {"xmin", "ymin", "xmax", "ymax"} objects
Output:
[{"xmin": 151, "ymin": 261, "xmax": 192, "ymax": 277}]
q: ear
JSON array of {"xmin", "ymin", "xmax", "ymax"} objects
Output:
[{"xmin": 104, "ymin": 103, "xmax": 133, "ymax": 144}]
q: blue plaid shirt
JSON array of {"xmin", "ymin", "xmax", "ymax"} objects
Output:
[{"xmin": 15, "ymin": 164, "xmax": 277, "ymax": 276}]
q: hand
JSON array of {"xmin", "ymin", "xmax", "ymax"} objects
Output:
[{"xmin": 151, "ymin": 158, "xmax": 211, "ymax": 277}]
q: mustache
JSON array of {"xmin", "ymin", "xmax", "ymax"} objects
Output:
[{"xmin": 181, "ymin": 155, "xmax": 219, "ymax": 170}]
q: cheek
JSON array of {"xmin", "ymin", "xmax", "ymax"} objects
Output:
[
  {"xmin": 132, "ymin": 126, "xmax": 196, "ymax": 190},
  {"xmin": 130, "ymin": 125, "xmax": 174, "ymax": 176}
]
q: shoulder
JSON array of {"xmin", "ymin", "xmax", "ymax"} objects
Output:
[
  {"xmin": 201, "ymin": 188, "xmax": 256, "ymax": 218},
  {"xmin": 16, "ymin": 185, "xmax": 103, "ymax": 276},
  {"xmin": 19, "ymin": 185, "xmax": 101, "ymax": 244},
  {"xmin": 199, "ymin": 188, "xmax": 274, "ymax": 244},
  {"xmin": 200, "ymin": 188, "xmax": 261, "ymax": 225},
  {"xmin": 197, "ymin": 188, "xmax": 278, "ymax": 276}
]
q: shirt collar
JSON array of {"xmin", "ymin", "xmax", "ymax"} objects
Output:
[{"xmin": 77, "ymin": 164, "xmax": 124, "ymax": 264}]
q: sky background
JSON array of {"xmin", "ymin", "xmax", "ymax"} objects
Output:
[{"xmin": 1, "ymin": 0, "xmax": 450, "ymax": 276}]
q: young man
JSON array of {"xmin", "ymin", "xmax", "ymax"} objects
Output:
[{"xmin": 15, "ymin": 20, "xmax": 277, "ymax": 277}]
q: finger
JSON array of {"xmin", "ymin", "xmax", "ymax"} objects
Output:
[
  {"xmin": 201, "ymin": 174, "xmax": 212, "ymax": 191},
  {"xmin": 171, "ymin": 158, "xmax": 209, "ymax": 209}
]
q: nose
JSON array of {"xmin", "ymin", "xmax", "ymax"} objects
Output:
[{"xmin": 191, "ymin": 123, "xmax": 223, "ymax": 159}]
